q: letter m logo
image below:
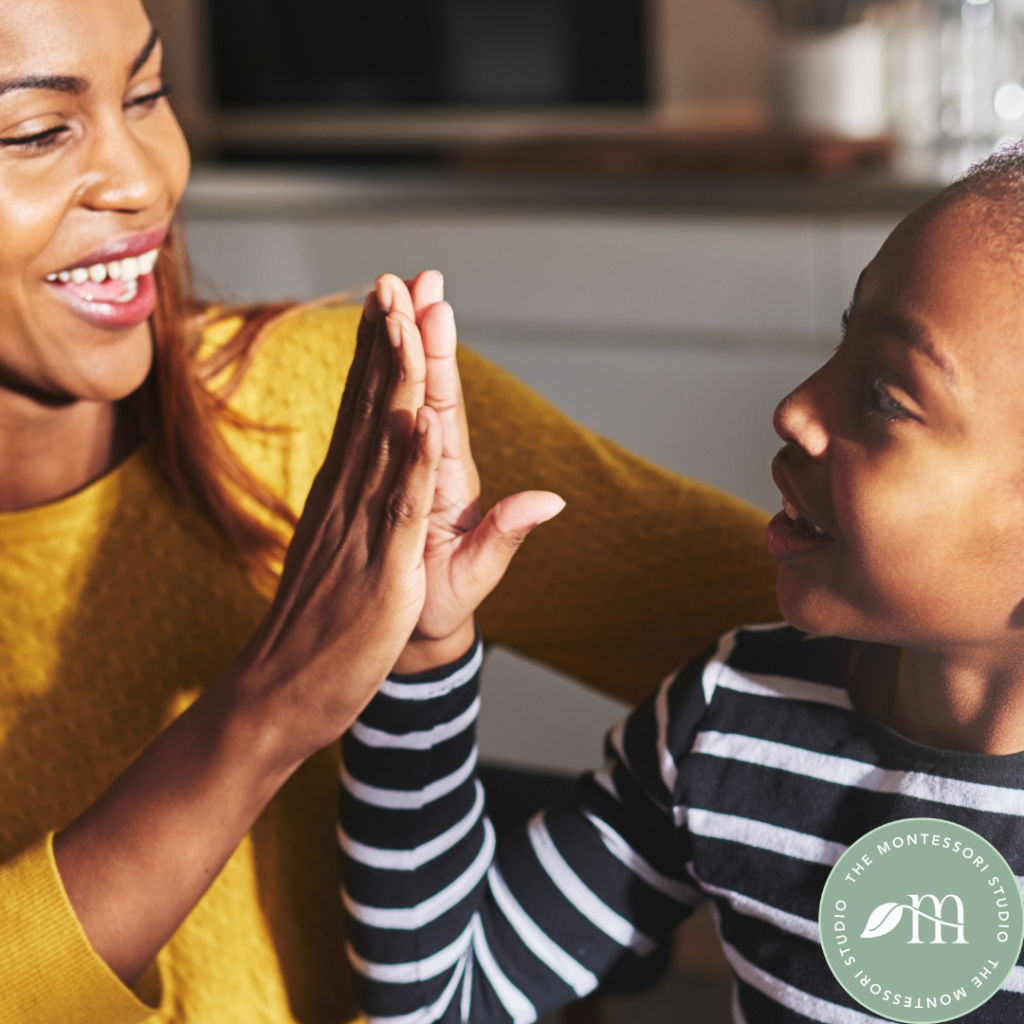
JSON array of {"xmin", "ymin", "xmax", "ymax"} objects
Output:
[{"xmin": 861, "ymin": 895, "xmax": 968, "ymax": 945}]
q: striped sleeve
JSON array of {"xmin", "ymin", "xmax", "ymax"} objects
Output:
[
  {"xmin": 335, "ymin": 634, "xmax": 712, "ymax": 1019},
  {"xmin": 339, "ymin": 634, "xmax": 711, "ymax": 1023}
]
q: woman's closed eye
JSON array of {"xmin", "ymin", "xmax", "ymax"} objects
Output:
[
  {"xmin": 0, "ymin": 125, "xmax": 70, "ymax": 151},
  {"xmin": 126, "ymin": 82, "xmax": 173, "ymax": 110},
  {"xmin": 0, "ymin": 83, "xmax": 172, "ymax": 152}
]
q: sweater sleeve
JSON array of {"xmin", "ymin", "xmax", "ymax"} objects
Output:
[
  {"xmin": 0, "ymin": 835, "xmax": 159, "ymax": 1024},
  {"xmin": 339, "ymin": 634, "xmax": 713, "ymax": 1023},
  {"xmin": 457, "ymin": 345, "xmax": 780, "ymax": 707}
]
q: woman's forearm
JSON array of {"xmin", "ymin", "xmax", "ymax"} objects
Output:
[{"xmin": 53, "ymin": 670, "xmax": 299, "ymax": 983}]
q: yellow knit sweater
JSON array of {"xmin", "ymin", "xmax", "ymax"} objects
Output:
[{"xmin": 0, "ymin": 301, "xmax": 779, "ymax": 1023}]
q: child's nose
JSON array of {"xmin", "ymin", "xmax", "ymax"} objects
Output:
[{"xmin": 773, "ymin": 375, "xmax": 829, "ymax": 459}]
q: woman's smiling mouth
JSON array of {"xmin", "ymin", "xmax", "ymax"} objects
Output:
[{"xmin": 43, "ymin": 226, "xmax": 166, "ymax": 330}]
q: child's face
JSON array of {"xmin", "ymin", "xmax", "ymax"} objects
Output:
[{"xmin": 769, "ymin": 197, "xmax": 1024, "ymax": 653}]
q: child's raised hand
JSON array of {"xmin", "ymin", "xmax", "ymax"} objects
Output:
[{"xmin": 378, "ymin": 272, "xmax": 565, "ymax": 672}]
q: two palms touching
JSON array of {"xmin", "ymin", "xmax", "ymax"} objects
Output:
[{"xmin": 381, "ymin": 271, "xmax": 565, "ymax": 658}]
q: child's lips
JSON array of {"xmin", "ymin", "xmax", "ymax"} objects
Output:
[
  {"xmin": 766, "ymin": 508, "xmax": 835, "ymax": 563},
  {"xmin": 781, "ymin": 496, "xmax": 831, "ymax": 538}
]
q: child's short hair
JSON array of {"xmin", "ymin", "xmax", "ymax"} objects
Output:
[{"xmin": 937, "ymin": 142, "xmax": 1024, "ymax": 248}]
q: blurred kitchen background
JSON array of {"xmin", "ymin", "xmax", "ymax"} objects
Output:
[{"xmin": 145, "ymin": 2, "xmax": 1024, "ymax": 1016}]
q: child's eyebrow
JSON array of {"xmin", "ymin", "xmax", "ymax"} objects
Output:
[{"xmin": 870, "ymin": 310, "xmax": 956, "ymax": 388}]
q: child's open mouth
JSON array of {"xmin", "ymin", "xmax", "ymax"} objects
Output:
[{"xmin": 766, "ymin": 498, "xmax": 835, "ymax": 562}]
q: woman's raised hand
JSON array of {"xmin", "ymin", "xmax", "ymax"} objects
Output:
[
  {"xmin": 53, "ymin": 275, "xmax": 444, "ymax": 983},
  {"xmin": 376, "ymin": 272, "xmax": 565, "ymax": 672},
  {"xmin": 230, "ymin": 274, "xmax": 444, "ymax": 757}
]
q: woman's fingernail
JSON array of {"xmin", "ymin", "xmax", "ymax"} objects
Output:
[
  {"xmin": 386, "ymin": 314, "xmax": 402, "ymax": 348},
  {"xmin": 378, "ymin": 277, "xmax": 393, "ymax": 313},
  {"xmin": 416, "ymin": 408, "xmax": 430, "ymax": 434}
]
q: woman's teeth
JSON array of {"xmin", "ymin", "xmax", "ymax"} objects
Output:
[
  {"xmin": 782, "ymin": 497, "xmax": 830, "ymax": 537},
  {"xmin": 46, "ymin": 248, "xmax": 158, "ymax": 288}
]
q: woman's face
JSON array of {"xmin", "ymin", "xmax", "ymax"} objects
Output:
[{"xmin": 0, "ymin": 0, "xmax": 189, "ymax": 405}]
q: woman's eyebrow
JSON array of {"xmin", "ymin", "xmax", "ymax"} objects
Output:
[
  {"xmin": 0, "ymin": 74, "xmax": 86, "ymax": 99},
  {"xmin": 130, "ymin": 27, "xmax": 160, "ymax": 78},
  {"xmin": 0, "ymin": 26, "xmax": 159, "ymax": 100}
]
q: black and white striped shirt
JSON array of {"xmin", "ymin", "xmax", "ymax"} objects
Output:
[{"xmin": 338, "ymin": 623, "xmax": 1024, "ymax": 1023}]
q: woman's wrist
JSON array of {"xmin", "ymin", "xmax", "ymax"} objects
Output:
[{"xmin": 393, "ymin": 619, "xmax": 477, "ymax": 675}]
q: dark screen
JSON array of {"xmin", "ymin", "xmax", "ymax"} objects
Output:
[{"xmin": 207, "ymin": 0, "xmax": 648, "ymax": 107}]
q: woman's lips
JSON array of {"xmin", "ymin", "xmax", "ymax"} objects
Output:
[
  {"xmin": 42, "ymin": 227, "xmax": 166, "ymax": 331},
  {"xmin": 45, "ymin": 243, "xmax": 161, "ymax": 330},
  {"xmin": 49, "ymin": 271, "xmax": 156, "ymax": 331}
]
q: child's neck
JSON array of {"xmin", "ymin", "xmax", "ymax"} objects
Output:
[{"xmin": 854, "ymin": 643, "xmax": 1024, "ymax": 756}]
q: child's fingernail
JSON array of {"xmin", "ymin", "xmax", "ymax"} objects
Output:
[
  {"xmin": 386, "ymin": 315, "xmax": 402, "ymax": 348},
  {"xmin": 533, "ymin": 498, "xmax": 566, "ymax": 526}
]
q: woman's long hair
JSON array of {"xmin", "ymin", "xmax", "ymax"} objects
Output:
[{"xmin": 130, "ymin": 219, "xmax": 298, "ymax": 579}]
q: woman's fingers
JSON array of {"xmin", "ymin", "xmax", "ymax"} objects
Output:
[
  {"xmin": 331, "ymin": 280, "xmax": 403, "ymax": 527},
  {"xmin": 373, "ymin": 406, "xmax": 443, "ymax": 566},
  {"xmin": 350, "ymin": 275, "xmax": 427, "ymax": 522},
  {"xmin": 274, "ymin": 289, "xmax": 385, "ymax": 591},
  {"xmin": 317, "ymin": 289, "xmax": 381, "ymax": 486},
  {"xmin": 355, "ymin": 308, "xmax": 429, "ymax": 532}
]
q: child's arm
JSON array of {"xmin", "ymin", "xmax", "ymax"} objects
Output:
[{"xmin": 340, "ymin": 635, "xmax": 710, "ymax": 1022}]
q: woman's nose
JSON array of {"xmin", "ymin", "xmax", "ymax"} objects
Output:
[
  {"xmin": 773, "ymin": 371, "xmax": 830, "ymax": 459},
  {"xmin": 77, "ymin": 116, "xmax": 164, "ymax": 215}
]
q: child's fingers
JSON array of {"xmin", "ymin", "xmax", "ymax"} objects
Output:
[
  {"xmin": 420, "ymin": 301, "xmax": 469, "ymax": 462},
  {"xmin": 373, "ymin": 406, "xmax": 442, "ymax": 566},
  {"xmin": 457, "ymin": 490, "xmax": 566, "ymax": 602},
  {"xmin": 408, "ymin": 271, "xmax": 444, "ymax": 326}
]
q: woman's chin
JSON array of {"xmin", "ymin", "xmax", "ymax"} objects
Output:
[{"xmin": 40, "ymin": 322, "xmax": 154, "ymax": 404}]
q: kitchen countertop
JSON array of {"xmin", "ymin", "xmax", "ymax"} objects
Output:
[{"xmin": 182, "ymin": 142, "xmax": 987, "ymax": 221}]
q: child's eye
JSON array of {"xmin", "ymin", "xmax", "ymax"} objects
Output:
[
  {"xmin": 867, "ymin": 376, "xmax": 913, "ymax": 423},
  {"xmin": 0, "ymin": 125, "xmax": 70, "ymax": 151},
  {"xmin": 840, "ymin": 303, "xmax": 853, "ymax": 337},
  {"xmin": 126, "ymin": 83, "xmax": 174, "ymax": 110}
]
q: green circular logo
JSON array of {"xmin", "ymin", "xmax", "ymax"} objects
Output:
[{"xmin": 820, "ymin": 818, "xmax": 1023, "ymax": 1022}]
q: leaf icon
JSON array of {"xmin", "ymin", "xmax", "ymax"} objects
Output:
[{"xmin": 862, "ymin": 902, "xmax": 905, "ymax": 939}]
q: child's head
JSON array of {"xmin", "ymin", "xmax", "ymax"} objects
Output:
[{"xmin": 768, "ymin": 146, "xmax": 1024, "ymax": 654}]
